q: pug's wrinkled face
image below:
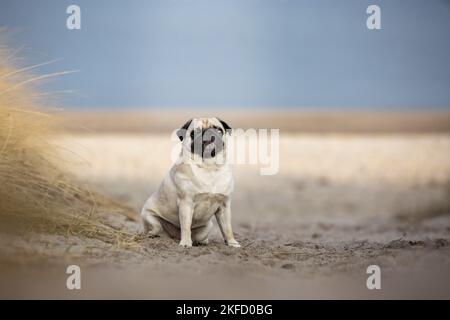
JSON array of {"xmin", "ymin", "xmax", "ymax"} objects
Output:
[{"xmin": 177, "ymin": 118, "xmax": 231, "ymax": 159}]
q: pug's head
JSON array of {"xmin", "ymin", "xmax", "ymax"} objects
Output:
[{"xmin": 176, "ymin": 117, "xmax": 231, "ymax": 159}]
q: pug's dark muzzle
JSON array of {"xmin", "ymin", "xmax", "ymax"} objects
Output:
[{"xmin": 190, "ymin": 128, "xmax": 224, "ymax": 158}]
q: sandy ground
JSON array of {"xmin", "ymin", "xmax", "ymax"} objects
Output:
[{"xmin": 1, "ymin": 132, "xmax": 450, "ymax": 299}]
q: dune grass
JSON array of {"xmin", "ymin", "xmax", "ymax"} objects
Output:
[{"xmin": 0, "ymin": 35, "xmax": 140, "ymax": 248}]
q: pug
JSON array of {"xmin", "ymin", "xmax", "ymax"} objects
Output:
[{"xmin": 140, "ymin": 117, "xmax": 240, "ymax": 248}]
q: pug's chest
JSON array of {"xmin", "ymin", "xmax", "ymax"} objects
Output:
[
  {"xmin": 188, "ymin": 164, "xmax": 233, "ymax": 195},
  {"xmin": 191, "ymin": 193, "xmax": 228, "ymax": 225}
]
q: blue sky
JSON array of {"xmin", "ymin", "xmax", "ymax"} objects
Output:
[{"xmin": 1, "ymin": 0, "xmax": 450, "ymax": 109}]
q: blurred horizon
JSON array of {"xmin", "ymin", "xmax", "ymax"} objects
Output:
[
  {"xmin": 59, "ymin": 109, "xmax": 450, "ymax": 133},
  {"xmin": 1, "ymin": 0, "xmax": 450, "ymax": 110}
]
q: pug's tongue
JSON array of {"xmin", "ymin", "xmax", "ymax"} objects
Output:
[
  {"xmin": 203, "ymin": 142, "xmax": 213, "ymax": 150},
  {"xmin": 203, "ymin": 142, "xmax": 216, "ymax": 156}
]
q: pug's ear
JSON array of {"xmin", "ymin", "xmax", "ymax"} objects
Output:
[
  {"xmin": 216, "ymin": 118, "xmax": 232, "ymax": 133},
  {"xmin": 176, "ymin": 119, "xmax": 193, "ymax": 141}
]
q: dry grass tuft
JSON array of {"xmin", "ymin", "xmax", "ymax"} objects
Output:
[{"xmin": 0, "ymin": 34, "xmax": 139, "ymax": 248}]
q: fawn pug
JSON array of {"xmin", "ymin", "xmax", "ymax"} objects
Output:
[{"xmin": 141, "ymin": 117, "xmax": 240, "ymax": 248}]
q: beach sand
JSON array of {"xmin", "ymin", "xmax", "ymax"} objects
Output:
[{"xmin": 1, "ymin": 112, "xmax": 450, "ymax": 298}]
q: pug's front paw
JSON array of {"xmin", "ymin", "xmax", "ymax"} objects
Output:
[
  {"xmin": 179, "ymin": 239, "xmax": 193, "ymax": 247},
  {"xmin": 226, "ymin": 239, "xmax": 241, "ymax": 248}
]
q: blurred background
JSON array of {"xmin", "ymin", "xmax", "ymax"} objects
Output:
[
  {"xmin": 1, "ymin": 0, "xmax": 450, "ymax": 110},
  {"xmin": 1, "ymin": 0, "xmax": 450, "ymax": 298}
]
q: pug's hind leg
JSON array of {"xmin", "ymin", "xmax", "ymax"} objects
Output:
[
  {"xmin": 141, "ymin": 210, "xmax": 163, "ymax": 237},
  {"xmin": 192, "ymin": 220, "xmax": 213, "ymax": 245}
]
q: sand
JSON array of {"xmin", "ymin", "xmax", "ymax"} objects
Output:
[{"xmin": 2, "ymin": 132, "xmax": 448, "ymax": 298}]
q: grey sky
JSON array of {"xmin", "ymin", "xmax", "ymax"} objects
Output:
[{"xmin": 1, "ymin": 0, "xmax": 450, "ymax": 109}]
